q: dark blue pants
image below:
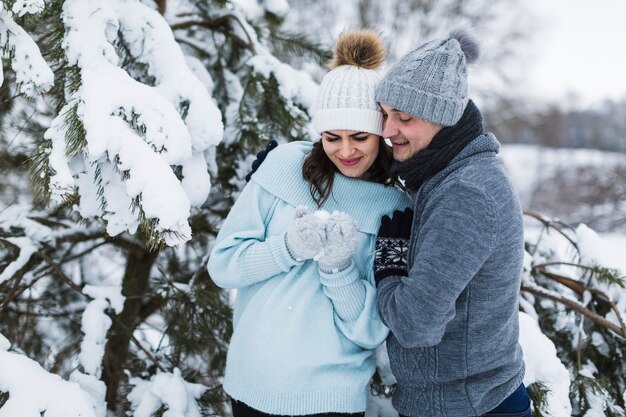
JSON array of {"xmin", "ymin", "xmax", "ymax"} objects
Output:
[
  {"xmin": 481, "ymin": 383, "xmax": 531, "ymax": 417},
  {"xmin": 231, "ymin": 399, "xmax": 365, "ymax": 417},
  {"xmin": 399, "ymin": 383, "xmax": 531, "ymax": 417}
]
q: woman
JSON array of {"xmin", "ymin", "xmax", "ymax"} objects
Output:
[{"xmin": 208, "ymin": 30, "xmax": 411, "ymax": 417}]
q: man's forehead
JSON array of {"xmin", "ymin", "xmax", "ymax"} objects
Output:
[{"xmin": 378, "ymin": 103, "xmax": 407, "ymax": 113}]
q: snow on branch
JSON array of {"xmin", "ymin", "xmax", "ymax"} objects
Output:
[
  {"xmin": 0, "ymin": 335, "xmax": 102, "ymax": 417},
  {"xmin": 11, "ymin": 0, "xmax": 45, "ymax": 17},
  {"xmin": 0, "ymin": 237, "xmax": 37, "ymax": 284},
  {"xmin": 79, "ymin": 287, "xmax": 125, "ymax": 378},
  {"xmin": 115, "ymin": 1, "xmax": 222, "ymax": 153},
  {"xmin": 44, "ymin": 0, "xmax": 225, "ymax": 246},
  {"xmin": 248, "ymin": 52, "xmax": 317, "ymax": 115},
  {"xmin": 0, "ymin": 3, "xmax": 53, "ymax": 97},
  {"xmin": 518, "ymin": 312, "xmax": 572, "ymax": 417},
  {"xmin": 127, "ymin": 369, "xmax": 207, "ymax": 417},
  {"xmin": 523, "ymin": 212, "xmax": 626, "ymax": 338}
]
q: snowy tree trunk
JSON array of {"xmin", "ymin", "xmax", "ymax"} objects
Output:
[{"xmin": 102, "ymin": 248, "xmax": 159, "ymax": 411}]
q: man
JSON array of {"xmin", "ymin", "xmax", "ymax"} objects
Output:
[{"xmin": 372, "ymin": 30, "xmax": 530, "ymax": 417}]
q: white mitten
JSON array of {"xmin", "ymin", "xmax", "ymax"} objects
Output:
[
  {"xmin": 317, "ymin": 211, "xmax": 359, "ymax": 273},
  {"xmin": 285, "ymin": 206, "xmax": 327, "ymax": 261}
]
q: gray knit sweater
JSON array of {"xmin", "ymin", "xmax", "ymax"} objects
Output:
[{"xmin": 376, "ymin": 133, "xmax": 525, "ymax": 417}]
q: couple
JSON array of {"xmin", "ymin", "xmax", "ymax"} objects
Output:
[{"xmin": 208, "ymin": 28, "xmax": 529, "ymax": 417}]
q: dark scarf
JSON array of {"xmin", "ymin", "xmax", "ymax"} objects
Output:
[{"xmin": 392, "ymin": 99, "xmax": 484, "ymax": 192}]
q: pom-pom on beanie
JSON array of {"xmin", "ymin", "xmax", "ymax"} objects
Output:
[
  {"xmin": 313, "ymin": 29, "xmax": 386, "ymax": 136},
  {"xmin": 375, "ymin": 28, "xmax": 480, "ymax": 127}
]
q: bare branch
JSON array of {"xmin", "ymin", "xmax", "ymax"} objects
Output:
[
  {"xmin": 521, "ymin": 283, "xmax": 626, "ymax": 339},
  {"xmin": 524, "ymin": 210, "xmax": 579, "ymax": 249}
]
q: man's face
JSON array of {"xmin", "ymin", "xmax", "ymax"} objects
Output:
[{"xmin": 379, "ymin": 102, "xmax": 444, "ymax": 162}]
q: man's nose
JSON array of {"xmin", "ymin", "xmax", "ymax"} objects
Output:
[{"xmin": 382, "ymin": 119, "xmax": 398, "ymax": 139}]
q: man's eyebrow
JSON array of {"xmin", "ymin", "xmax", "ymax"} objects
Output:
[{"xmin": 377, "ymin": 104, "xmax": 402, "ymax": 114}]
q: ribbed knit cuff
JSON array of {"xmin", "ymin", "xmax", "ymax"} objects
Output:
[
  {"xmin": 318, "ymin": 258, "xmax": 352, "ymax": 274},
  {"xmin": 284, "ymin": 232, "xmax": 304, "ymax": 262},
  {"xmin": 238, "ymin": 232, "xmax": 303, "ymax": 287},
  {"xmin": 319, "ymin": 262, "xmax": 365, "ymax": 321},
  {"xmin": 270, "ymin": 232, "xmax": 303, "ymax": 269},
  {"xmin": 319, "ymin": 261, "xmax": 359, "ymax": 287}
]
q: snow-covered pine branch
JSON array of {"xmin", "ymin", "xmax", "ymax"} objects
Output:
[
  {"xmin": 0, "ymin": 332, "xmax": 103, "ymax": 417},
  {"xmin": 127, "ymin": 369, "xmax": 207, "ymax": 417},
  {"xmin": 521, "ymin": 213, "xmax": 626, "ymax": 416},
  {"xmin": 40, "ymin": 0, "xmax": 223, "ymax": 248},
  {"xmin": 0, "ymin": 2, "xmax": 53, "ymax": 97}
]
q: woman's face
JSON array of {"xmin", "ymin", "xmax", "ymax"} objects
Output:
[{"xmin": 321, "ymin": 130, "xmax": 380, "ymax": 178}]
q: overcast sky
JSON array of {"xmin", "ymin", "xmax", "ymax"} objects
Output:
[{"xmin": 523, "ymin": 0, "xmax": 626, "ymax": 106}]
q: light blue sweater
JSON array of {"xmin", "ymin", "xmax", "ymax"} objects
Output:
[{"xmin": 208, "ymin": 141, "xmax": 411, "ymax": 415}]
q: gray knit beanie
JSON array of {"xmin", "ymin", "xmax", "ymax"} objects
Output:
[{"xmin": 375, "ymin": 29, "xmax": 480, "ymax": 126}]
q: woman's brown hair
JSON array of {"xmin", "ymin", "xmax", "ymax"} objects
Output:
[{"xmin": 301, "ymin": 137, "xmax": 402, "ymax": 207}]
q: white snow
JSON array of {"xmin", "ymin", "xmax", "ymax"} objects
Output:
[
  {"xmin": 519, "ymin": 312, "xmax": 572, "ymax": 416},
  {"xmin": 249, "ymin": 53, "xmax": 318, "ymax": 112},
  {"xmin": 0, "ymin": 348, "xmax": 100, "ymax": 417},
  {"xmin": 0, "ymin": 237, "xmax": 37, "ymax": 284},
  {"xmin": 45, "ymin": 109, "xmax": 76, "ymax": 202},
  {"xmin": 79, "ymin": 286, "xmax": 125, "ymax": 381},
  {"xmin": 264, "ymin": 0, "xmax": 290, "ymax": 17},
  {"xmin": 11, "ymin": 0, "xmax": 45, "ymax": 17},
  {"xmin": 0, "ymin": 4, "xmax": 54, "ymax": 96},
  {"xmin": 128, "ymin": 369, "xmax": 207, "ymax": 417},
  {"xmin": 41, "ymin": 0, "xmax": 227, "ymax": 245},
  {"xmin": 0, "ymin": 333, "xmax": 10, "ymax": 351},
  {"xmin": 78, "ymin": 298, "xmax": 113, "ymax": 377}
]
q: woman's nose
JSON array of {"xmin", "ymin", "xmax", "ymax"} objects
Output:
[{"xmin": 339, "ymin": 140, "xmax": 355, "ymax": 157}]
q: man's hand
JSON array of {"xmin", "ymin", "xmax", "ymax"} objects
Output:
[
  {"xmin": 374, "ymin": 208, "xmax": 413, "ymax": 286},
  {"xmin": 245, "ymin": 140, "xmax": 278, "ymax": 182}
]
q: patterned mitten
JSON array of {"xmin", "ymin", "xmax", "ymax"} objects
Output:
[
  {"xmin": 285, "ymin": 206, "xmax": 326, "ymax": 261},
  {"xmin": 317, "ymin": 211, "xmax": 360, "ymax": 273},
  {"xmin": 245, "ymin": 140, "xmax": 278, "ymax": 182},
  {"xmin": 374, "ymin": 208, "xmax": 413, "ymax": 286}
]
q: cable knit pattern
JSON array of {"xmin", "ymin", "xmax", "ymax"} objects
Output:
[{"xmin": 208, "ymin": 141, "xmax": 412, "ymax": 415}]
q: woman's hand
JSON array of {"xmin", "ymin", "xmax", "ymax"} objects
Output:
[
  {"xmin": 285, "ymin": 206, "xmax": 327, "ymax": 261},
  {"xmin": 317, "ymin": 211, "xmax": 359, "ymax": 273}
]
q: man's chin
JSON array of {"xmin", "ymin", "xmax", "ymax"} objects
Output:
[{"xmin": 393, "ymin": 150, "xmax": 411, "ymax": 162}]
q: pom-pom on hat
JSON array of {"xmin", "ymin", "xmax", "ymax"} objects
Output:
[
  {"xmin": 375, "ymin": 28, "xmax": 480, "ymax": 127},
  {"xmin": 313, "ymin": 29, "xmax": 386, "ymax": 136}
]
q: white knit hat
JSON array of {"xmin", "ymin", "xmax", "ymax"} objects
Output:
[{"xmin": 312, "ymin": 30, "xmax": 386, "ymax": 137}]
